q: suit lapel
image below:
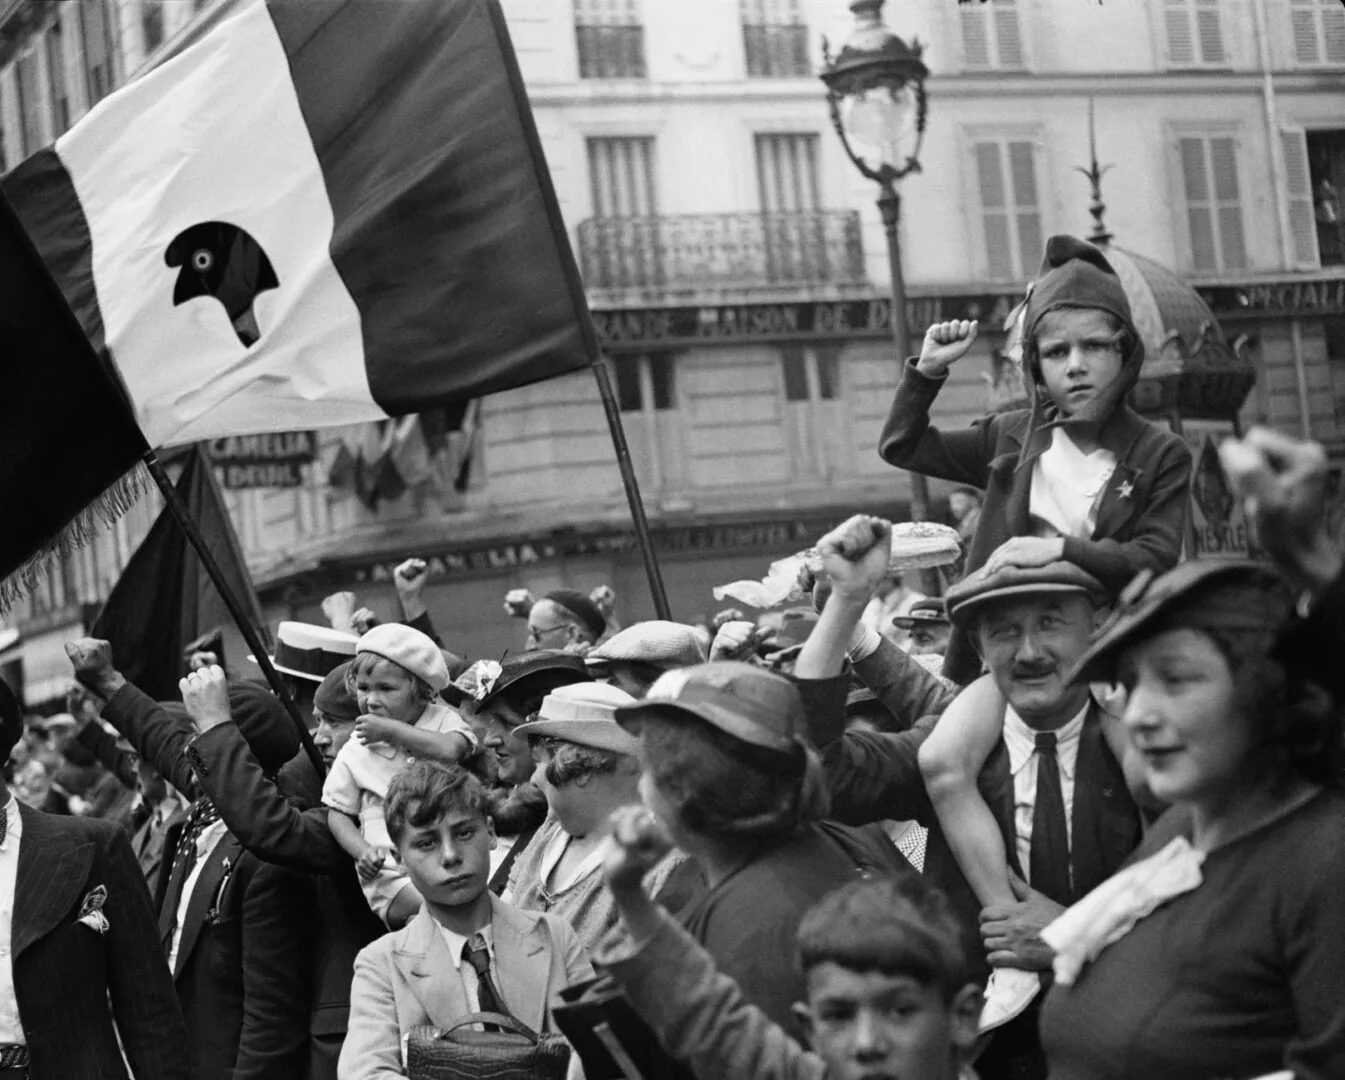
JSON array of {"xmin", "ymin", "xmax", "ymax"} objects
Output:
[
  {"xmin": 12, "ymin": 805, "xmax": 96, "ymax": 959},
  {"xmin": 489, "ymin": 896, "xmax": 550, "ymax": 1033},
  {"xmin": 979, "ymin": 742, "xmax": 1024, "ymax": 880},
  {"xmin": 1070, "ymin": 706, "xmax": 1141, "ymax": 896},
  {"xmin": 172, "ymin": 833, "xmax": 240, "ymax": 979},
  {"xmin": 397, "ymin": 909, "xmax": 470, "ymax": 1029}
]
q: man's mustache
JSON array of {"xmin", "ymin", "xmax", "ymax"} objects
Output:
[{"xmin": 1010, "ymin": 662, "xmax": 1056, "ymax": 680}]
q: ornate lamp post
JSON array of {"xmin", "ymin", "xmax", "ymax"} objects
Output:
[{"xmin": 821, "ymin": 0, "xmax": 937, "ymax": 587}]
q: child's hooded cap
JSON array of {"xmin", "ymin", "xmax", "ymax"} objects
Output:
[
  {"xmin": 1018, "ymin": 235, "xmax": 1146, "ymax": 447},
  {"xmin": 356, "ymin": 624, "xmax": 450, "ymax": 692}
]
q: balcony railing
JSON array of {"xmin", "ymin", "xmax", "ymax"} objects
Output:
[
  {"xmin": 743, "ymin": 23, "xmax": 810, "ymax": 77},
  {"xmin": 576, "ymin": 23, "xmax": 646, "ymax": 79},
  {"xmin": 578, "ymin": 211, "xmax": 866, "ymax": 292}
]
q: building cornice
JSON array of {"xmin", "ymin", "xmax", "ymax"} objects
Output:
[{"xmin": 524, "ymin": 70, "xmax": 1345, "ymax": 107}]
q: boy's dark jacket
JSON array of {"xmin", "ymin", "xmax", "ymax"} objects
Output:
[{"xmin": 879, "ymin": 237, "xmax": 1192, "ymax": 684}]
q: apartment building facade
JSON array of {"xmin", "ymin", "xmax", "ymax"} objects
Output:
[{"xmin": 0, "ymin": 0, "xmax": 1342, "ymax": 703}]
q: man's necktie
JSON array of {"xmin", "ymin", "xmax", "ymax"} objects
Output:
[
  {"xmin": 1030, "ymin": 731, "xmax": 1073, "ymax": 906},
  {"xmin": 158, "ymin": 798, "xmax": 221, "ymax": 953},
  {"xmin": 0, "ymin": 802, "xmax": 9, "ymax": 847},
  {"xmin": 462, "ymin": 935, "xmax": 507, "ymax": 1025}
]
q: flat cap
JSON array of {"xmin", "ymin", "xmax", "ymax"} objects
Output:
[
  {"xmin": 945, "ymin": 560, "xmax": 1109, "ymax": 630},
  {"xmin": 586, "ymin": 621, "xmax": 706, "ymax": 671}
]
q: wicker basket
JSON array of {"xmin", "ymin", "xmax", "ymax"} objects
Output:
[{"xmin": 406, "ymin": 1013, "xmax": 571, "ymax": 1080}]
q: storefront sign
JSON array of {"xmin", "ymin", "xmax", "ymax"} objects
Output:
[
  {"xmin": 594, "ymin": 292, "xmax": 1022, "ymax": 352},
  {"xmin": 207, "ymin": 431, "xmax": 317, "ymax": 489},
  {"xmin": 343, "ymin": 518, "xmax": 831, "ymax": 586},
  {"xmin": 1198, "ymin": 279, "xmax": 1345, "ymax": 319}
]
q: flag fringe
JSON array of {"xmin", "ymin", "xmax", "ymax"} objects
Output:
[{"xmin": 0, "ymin": 462, "xmax": 150, "ymax": 615}]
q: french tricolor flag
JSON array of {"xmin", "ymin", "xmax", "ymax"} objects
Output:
[{"xmin": 0, "ymin": 0, "xmax": 595, "ymax": 596}]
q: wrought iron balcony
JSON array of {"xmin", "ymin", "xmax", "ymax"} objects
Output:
[
  {"xmin": 743, "ymin": 23, "xmax": 811, "ymax": 78},
  {"xmin": 575, "ymin": 23, "xmax": 647, "ymax": 79},
  {"xmin": 578, "ymin": 211, "xmax": 866, "ymax": 293}
]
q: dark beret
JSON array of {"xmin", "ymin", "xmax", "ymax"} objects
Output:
[
  {"xmin": 543, "ymin": 589, "xmax": 607, "ymax": 639},
  {"xmin": 228, "ymin": 679, "xmax": 301, "ymax": 774}
]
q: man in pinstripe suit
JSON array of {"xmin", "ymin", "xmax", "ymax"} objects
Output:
[{"xmin": 0, "ymin": 676, "xmax": 189, "ymax": 1080}]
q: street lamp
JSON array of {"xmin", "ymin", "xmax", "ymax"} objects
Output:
[{"xmin": 821, "ymin": 0, "xmax": 936, "ymax": 584}]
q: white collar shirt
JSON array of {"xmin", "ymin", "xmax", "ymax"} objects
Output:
[
  {"xmin": 167, "ymin": 817, "xmax": 229, "ymax": 973},
  {"xmin": 1029, "ymin": 427, "xmax": 1117, "ymax": 540},
  {"xmin": 0, "ymin": 798, "xmax": 23, "ymax": 1044},
  {"xmin": 1002, "ymin": 702, "xmax": 1086, "ymax": 889}
]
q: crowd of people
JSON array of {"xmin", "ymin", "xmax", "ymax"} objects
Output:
[{"xmin": 3, "ymin": 233, "xmax": 1342, "ymax": 1080}]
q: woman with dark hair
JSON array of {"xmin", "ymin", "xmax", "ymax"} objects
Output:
[
  {"xmin": 614, "ymin": 662, "xmax": 904, "ymax": 1040},
  {"xmin": 505, "ymin": 682, "xmax": 692, "ymax": 951},
  {"xmin": 1038, "ymin": 558, "xmax": 1345, "ymax": 1080}
]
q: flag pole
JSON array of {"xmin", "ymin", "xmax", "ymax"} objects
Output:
[
  {"xmin": 141, "ymin": 449, "xmax": 326, "ymax": 777},
  {"xmin": 590, "ymin": 360, "xmax": 672, "ymax": 619},
  {"xmin": 486, "ymin": 0, "xmax": 672, "ymax": 621}
]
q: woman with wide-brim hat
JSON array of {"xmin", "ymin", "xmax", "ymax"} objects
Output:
[{"xmin": 1037, "ymin": 557, "xmax": 1345, "ymax": 1080}]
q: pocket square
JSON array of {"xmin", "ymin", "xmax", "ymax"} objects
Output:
[{"xmin": 77, "ymin": 885, "xmax": 109, "ymax": 934}]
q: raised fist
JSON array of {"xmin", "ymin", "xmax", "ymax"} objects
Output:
[
  {"xmin": 180, "ymin": 664, "xmax": 233, "ymax": 734},
  {"xmin": 917, "ymin": 319, "xmax": 979, "ymax": 377}
]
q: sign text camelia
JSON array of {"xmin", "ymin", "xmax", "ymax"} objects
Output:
[{"xmin": 207, "ymin": 431, "xmax": 317, "ymax": 489}]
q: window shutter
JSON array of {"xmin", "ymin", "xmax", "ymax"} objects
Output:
[
  {"xmin": 993, "ymin": 0, "xmax": 1024, "ymax": 67},
  {"xmin": 1008, "ymin": 141, "xmax": 1042, "ymax": 273},
  {"xmin": 1165, "ymin": 0, "xmax": 1196, "ymax": 66},
  {"xmin": 1179, "ymin": 137, "xmax": 1218, "ymax": 271},
  {"xmin": 975, "ymin": 142, "xmax": 1014, "ymax": 279},
  {"xmin": 1280, "ymin": 129, "xmax": 1320, "ymax": 267},
  {"xmin": 1324, "ymin": 0, "xmax": 1345, "ymax": 64},
  {"xmin": 1291, "ymin": 0, "xmax": 1322, "ymax": 63},
  {"xmin": 1209, "ymin": 136, "xmax": 1247, "ymax": 269},
  {"xmin": 961, "ymin": 8, "xmax": 992, "ymax": 68},
  {"xmin": 1194, "ymin": 0, "xmax": 1225, "ymax": 63}
]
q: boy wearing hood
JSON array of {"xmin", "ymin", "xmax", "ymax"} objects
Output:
[{"xmin": 878, "ymin": 235, "xmax": 1190, "ymax": 1031}]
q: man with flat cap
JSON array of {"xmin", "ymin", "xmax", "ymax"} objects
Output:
[
  {"xmin": 0, "ymin": 676, "xmax": 189, "ymax": 1079},
  {"xmin": 794, "ymin": 518, "xmax": 1146, "ymax": 1080}
]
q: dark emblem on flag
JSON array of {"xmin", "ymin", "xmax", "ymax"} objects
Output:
[{"xmin": 165, "ymin": 222, "xmax": 278, "ymax": 348}]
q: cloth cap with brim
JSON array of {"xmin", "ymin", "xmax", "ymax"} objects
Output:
[
  {"xmin": 475, "ymin": 650, "xmax": 592, "ymax": 710},
  {"xmin": 314, "ymin": 661, "xmax": 361, "ymax": 724},
  {"xmin": 1068, "ymin": 559, "xmax": 1293, "ymax": 686},
  {"xmin": 513, "ymin": 682, "xmax": 640, "ymax": 756},
  {"xmin": 891, "ymin": 599, "xmax": 949, "ymax": 629},
  {"xmin": 615, "ymin": 661, "xmax": 804, "ymax": 758},
  {"xmin": 250, "ymin": 622, "xmax": 358, "ymax": 683},
  {"xmin": 586, "ymin": 621, "xmax": 707, "ymax": 671},
  {"xmin": 357, "ymin": 623, "xmax": 450, "ymax": 692},
  {"xmin": 945, "ymin": 560, "xmax": 1109, "ymax": 630}
]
